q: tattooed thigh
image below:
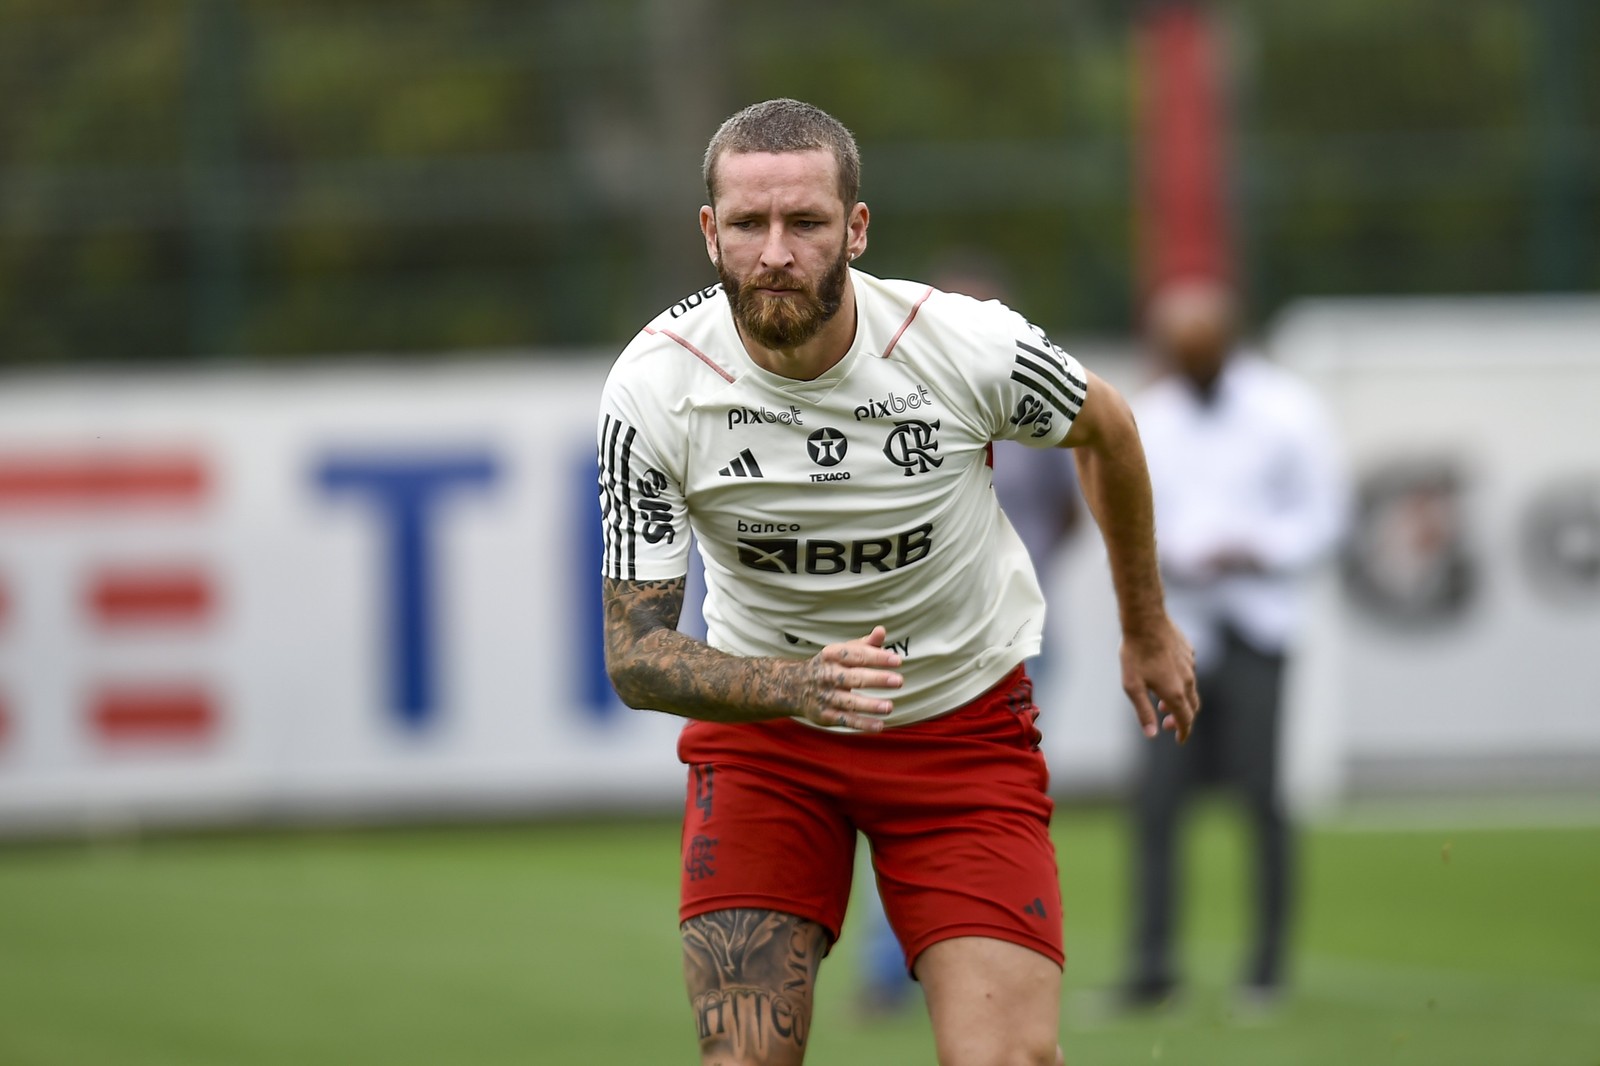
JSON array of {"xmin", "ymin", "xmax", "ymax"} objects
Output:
[{"xmin": 681, "ymin": 908, "xmax": 829, "ymax": 1066}]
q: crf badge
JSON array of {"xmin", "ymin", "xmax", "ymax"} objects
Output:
[
  {"xmin": 636, "ymin": 468, "xmax": 675, "ymax": 544},
  {"xmin": 883, "ymin": 419, "xmax": 943, "ymax": 476}
]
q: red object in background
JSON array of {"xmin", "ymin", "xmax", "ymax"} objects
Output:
[
  {"xmin": 0, "ymin": 452, "xmax": 208, "ymax": 508},
  {"xmin": 90, "ymin": 686, "xmax": 218, "ymax": 744},
  {"xmin": 1134, "ymin": 1, "xmax": 1235, "ymax": 301},
  {"xmin": 88, "ymin": 567, "xmax": 215, "ymax": 627},
  {"xmin": 0, "ymin": 454, "xmax": 215, "ymax": 749}
]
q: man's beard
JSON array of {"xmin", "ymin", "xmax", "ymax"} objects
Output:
[{"xmin": 717, "ymin": 242, "xmax": 849, "ymax": 350}]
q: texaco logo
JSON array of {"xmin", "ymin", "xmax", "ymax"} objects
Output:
[
  {"xmin": 883, "ymin": 419, "xmax": 943, "ymax": 477},
  {"xmin": 806, "ymin": 427, "xmax": 848, "ymax": 467}
]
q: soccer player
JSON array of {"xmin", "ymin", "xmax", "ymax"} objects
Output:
[{"xmin": 597, "ymin": 98, "xmax": 1198, "ymax": 1066}]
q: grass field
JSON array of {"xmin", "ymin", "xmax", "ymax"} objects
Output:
[{"xmin": 1, "ymin": 802, "xmax": 1596, "ymax": 1065}]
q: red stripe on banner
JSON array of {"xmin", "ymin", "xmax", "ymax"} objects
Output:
[
  {"xmin": 91, "ymin": 686, "xmax": 217, "ymax": 743},
  {"xmin": 0, "ymin": 453, "xmax": 208, "ymax": 508},
  {"xmin": 88, "ymin": 567, "xmax": 214, "ymax": 626},
  {"xmin": 1135, "ymin": 1, "xmax": 1234, "ymax": 298}
]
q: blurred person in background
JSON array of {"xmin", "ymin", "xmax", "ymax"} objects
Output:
[
  {"xmin": 598, "ymin": 98, "xmax": 1197, "ymax": 1066},
  {"xmin": 856, "ymin": 252, "xmax": 1084, "ymax": 1018},
  {"xmin": 1118, "ymin": 274, "xmax": 1345, "ymax": 1013}
]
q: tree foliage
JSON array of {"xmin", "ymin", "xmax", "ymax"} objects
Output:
[{"xmin": 0, "ymin": 0, "xmax": 1592, "ymax": 363}]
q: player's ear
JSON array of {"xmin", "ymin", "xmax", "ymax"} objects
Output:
[
  {"xmin": 847, "ymin": 201, "xmax": 869, "ymax": 263},
  {"xmin": 700, "ymin": 205, "xmax": 719, "ymax": 266}
]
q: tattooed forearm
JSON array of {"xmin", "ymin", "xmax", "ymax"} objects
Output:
[
  {"xmin": 601, "ymin": 576, "xmax": 845, "ymax": 724},
  {"xmin": 682, "ymin": 909, "xmax": 827, "ymax": 1066},
  {"xmin": 604, "ymin": 574, "xmax": 687, "ymax": 637}
]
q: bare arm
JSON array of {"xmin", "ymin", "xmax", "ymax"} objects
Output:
[
  {"xmin": 1061, "ymin": 371, "xmax": 1199, "ymax": 742},
  {"xmin": 601, "ymin": 575, "xmax": 903, "ymax": 732}
]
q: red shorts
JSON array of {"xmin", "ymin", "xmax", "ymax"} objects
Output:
[{"xmin": 676, "ymin": 665, "xmax": 1062, "ymax": 972}]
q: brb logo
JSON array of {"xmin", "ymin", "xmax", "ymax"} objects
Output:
[
  {"xmin": 737, "ymin": 523, "xmax": 933, "ymax": 576},
  {"xmin": 883, "ymin": 420, "xmax": 943, "ymax": 476}
]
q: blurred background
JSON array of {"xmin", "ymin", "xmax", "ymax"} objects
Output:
[
  {"xmin": 1, "ymin": 0, "xmax": 1594, "ymax": 362},
  {"xmin": 0, "ymin": 1, "xmax": 1596, "ymax": 1064}
]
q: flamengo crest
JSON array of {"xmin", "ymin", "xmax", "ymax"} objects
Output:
[{"xmin": 883, "ymin": 419, "xmax": 943, "ymax": 476}]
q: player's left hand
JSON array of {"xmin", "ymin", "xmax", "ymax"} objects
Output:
[{"xmin": 1119, "ymin": 616, "xmax": 1199, "ymax": 743}]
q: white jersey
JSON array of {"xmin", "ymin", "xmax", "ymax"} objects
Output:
[{"xmin": 597, "ymin": 269, "xmax": 1089, "ymax": 727}]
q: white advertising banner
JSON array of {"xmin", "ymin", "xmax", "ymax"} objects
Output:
[
  {"xmin": 2, "ymin": 299, "xmax": 1594, "ymax": 832},
  {"xmin": 0, "ymin": 360, "xmax": 689, "ymax": 829},
  {"xmin": 1273, "ymin": 297, "xmax": 1600, "ymax": 802}
]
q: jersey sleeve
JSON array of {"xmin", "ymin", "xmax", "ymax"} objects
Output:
[
  {"xmin": 596, "ymin": 373, "xmax": 691, "ymax": 582},
  {"xmin": 981, "ymin": 310, "xmax": 1089, "ymax": 448}
]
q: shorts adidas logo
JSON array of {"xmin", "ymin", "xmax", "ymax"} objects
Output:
[
  {"xmin": 1023, "ymin": 897, "xmax": 1048, "ymax": 919},
  {"xmin": 718, "ymin": 449, "xmax": 764, "ymax": 478}
]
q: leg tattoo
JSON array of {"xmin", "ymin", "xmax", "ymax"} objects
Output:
[{"xmin": 682, "ymin": 909, "xmax": 828, "ymax": 1065}]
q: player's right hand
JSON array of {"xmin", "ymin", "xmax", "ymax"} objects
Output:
[{"xmin": 797, "ymin": 625, "xmax": 903, "ymax": 732}]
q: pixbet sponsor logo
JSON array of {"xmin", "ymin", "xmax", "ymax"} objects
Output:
[
  {"xmin": 728, "ymin": 405, "xmax": 804, "ymax": 430},
  {"xmin": 736, "ymin": 522, "xmax": 933, "ymax": 576},
  {"xmin": 853, "ymin": 385, "xmax": 933, "ymax": 421}
]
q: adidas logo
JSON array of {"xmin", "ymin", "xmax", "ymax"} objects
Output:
[
  {"xmin": 718, "ymin": 449, "xmax": 764, "ymax": 478},
  {"xmin": 1023, "ymin": 897, "xmax": 1048, "ymax": 919}
]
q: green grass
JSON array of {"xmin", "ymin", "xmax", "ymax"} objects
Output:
[{"xmin": 0, "ymin": 804, "xmax": 1595, "ymax": 1065}]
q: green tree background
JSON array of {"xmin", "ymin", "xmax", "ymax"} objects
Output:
[{"xmin": 0, "ymin": 0, "xmax": 1593, "ymax": 364}]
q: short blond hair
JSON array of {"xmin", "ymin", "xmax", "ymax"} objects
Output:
[{"xmin": 703, "ymin": 98, "xmax": 861, "ymax": 207}]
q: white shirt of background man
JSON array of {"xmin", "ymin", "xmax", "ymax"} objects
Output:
[{"xmin": 1133, "ymin": 352, "xmax": 1346, "ymax": 671}]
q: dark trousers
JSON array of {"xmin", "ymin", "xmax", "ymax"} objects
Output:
[{"xmin": 1128, "ymin": 626, "xmax": 1291, "ymax": 991}]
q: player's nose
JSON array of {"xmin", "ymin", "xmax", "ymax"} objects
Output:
[{"xmin": 758, "ymin": 226, "xmax": 796, "ymax": 270}]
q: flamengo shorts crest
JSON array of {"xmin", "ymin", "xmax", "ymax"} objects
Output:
[{"xmin": 676, "ymin": 665, "xmax": 1063, "ymax": 972}]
